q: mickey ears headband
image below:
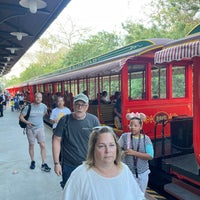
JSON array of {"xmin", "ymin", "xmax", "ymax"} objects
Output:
[{"xmin": 126, "ymin": 112, "xmax": 146, "ymax": 121}]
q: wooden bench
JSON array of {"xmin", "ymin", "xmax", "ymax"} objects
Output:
[
  {"xmin": 88, "ymin": 104, "xmax": 114, "ymax": 126},
  {"xmin": 88, "ymin": 105, "xmax": 98, "ymax": 117}
]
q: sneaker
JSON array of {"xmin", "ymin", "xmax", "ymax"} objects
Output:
[
  {"xmin": 41, "ymin": 163, "xmax": 51, "ymax": 172},
  {"xmin": 30, "ymin": 161, "xmax": 35, "ymax": 170}
]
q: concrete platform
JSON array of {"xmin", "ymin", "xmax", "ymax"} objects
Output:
[{"xmin": 0, "ymin": 108, "xmax": 62, "ymax": 200}]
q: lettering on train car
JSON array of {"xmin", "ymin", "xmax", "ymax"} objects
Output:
[{"xmin": 154, "ymin": 112, "xmax": 169, "ymax": 123}]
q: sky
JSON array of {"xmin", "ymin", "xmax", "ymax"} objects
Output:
[
  {"xmin": 60, "ymin": 0, "xmax": 151, "ymax": 32},
  {"xmin": 5, "ymin": 0, "xmax": 152, "ymax": 79}
]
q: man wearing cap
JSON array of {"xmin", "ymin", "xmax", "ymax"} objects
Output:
[{"xmin": 52, "ymin": 93, "xmax": 100, "ymax": 188}]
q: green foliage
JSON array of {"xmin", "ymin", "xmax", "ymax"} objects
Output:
[
  {"xmin": 123, "ymin": 0, "xmax": 199, "ymax": 43},
  {"xmin": 63, "ymin": 31, "xmax": 122, "ymax": 67},
  {"xmin": 122, "ymin": 22, "xmax": 166, "ymax": 44},
  {"xmin": 149, "ymin": 0, "xmax": 199, "ymax": 38},
  {"xmin": 4, "ymin": 76, "xmax": 19, "ymax": 87}
]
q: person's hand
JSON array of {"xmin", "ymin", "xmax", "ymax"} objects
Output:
[
  {"xmin": 27, "ymin": 122, "xmax": 34, "ymax": 127},
  {"xmin": 125, "ymin": 149, "xmax": 135, "ymax": 156},
  {"xmin": 54, "ymin": 163, "xmax": 62, "ymax": 176}
]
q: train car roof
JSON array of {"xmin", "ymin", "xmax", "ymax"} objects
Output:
[
  {"xmin": 25, "ymin": 38, "xmax": 172, "ymax": 85},
  {"xmin": 0, "ymin": 0, "xmax": 70, "ymax": 76},
  {"xmin": 155, "ymin": 24, "xmax": 200, "ymax": 64}
]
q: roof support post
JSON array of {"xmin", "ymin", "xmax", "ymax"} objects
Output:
[{"xmin": 192, "ymin": 57, "xmax": 200, "ymax": 167}]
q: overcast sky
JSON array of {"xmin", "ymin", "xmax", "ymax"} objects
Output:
[
  {"xmin": 52, "ymin": 0, "xmax": 151, "ymax": 34},
  {"xmin": 5, "ymin": 0, "xmax": 152, "ymax": 79}
]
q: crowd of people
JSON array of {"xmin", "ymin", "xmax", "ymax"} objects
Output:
[
  {"xmin": 1, "ymin": 89, "xmax": 153, "ymax": 199},
  {"xmin": 0, "ymin": 91, "xmax": 26, "ymax": 114}
]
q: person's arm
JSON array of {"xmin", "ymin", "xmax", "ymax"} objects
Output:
[
  {"xmin": 49, "ymin": 109, "xmax": 58, "ymax": 124},
  {"xmin": 43, "ymin": 104, "xmax": 48, "ymax": 116},
  {"xmin": 19, "ymin": 109, "xmax": 34, "ymax": 128},
  {"xmin": 125, "ymin": 149, "xmax": 153, "ymax": 160},
  {"xmin": 113, "ymin": 107, "xmax": 122, "ymax": 118},
  {"xmin": 50, "ymin": 119, "xmax": 58, "ymax": 124},
  {"xmin": 50, "ymin": 116, "xmax": 59, "ymax": 124},
  {"xmin": 126, "ymin": 134, "xmax": 154, "ymax": 160},
  {"xmin": 52, "ymin": 135, "xmax": 62, "ymax": 176}
]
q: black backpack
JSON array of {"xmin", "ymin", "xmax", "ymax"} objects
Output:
[{"xmin": 19, "ymin": 104, "xmax": 31, "ymax": 128}]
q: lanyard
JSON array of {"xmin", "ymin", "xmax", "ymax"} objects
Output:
[{"xmin": 127, "ymin": 133, "xmax": 141, "ymax": 178}]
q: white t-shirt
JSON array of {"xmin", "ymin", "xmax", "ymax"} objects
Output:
[
  {"xmin": 50, "ymin": 107, "xmax": 71, "ymax": 129},
  {"xmin": 62, "ymin": 163, "xmax": 145, "ymax": 200}
]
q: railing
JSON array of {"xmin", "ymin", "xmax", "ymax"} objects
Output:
[{"xmin": 153, "ymin": 119, "xmax": 170, "ymax": 157}]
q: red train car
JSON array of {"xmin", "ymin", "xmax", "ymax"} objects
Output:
[
  {"xmin": 154, "ymin": 24, "xmax": 200, "ymax": 198},
  {"xmin": 7, "ymin": 38, "xmax": 193, "ymax": 140}
]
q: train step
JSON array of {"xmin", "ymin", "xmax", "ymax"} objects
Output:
[{"xmin": 164, "ymin": 181, "xmax": 200, "ymax": 200}]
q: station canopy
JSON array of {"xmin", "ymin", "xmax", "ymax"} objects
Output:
[
  {"xmin": 0, "ymin": 0, "xmax": 71, "ymax": 76},
  {"xmin": 155, "ymin": 24, "xmax": 200, "ymax": 64}
]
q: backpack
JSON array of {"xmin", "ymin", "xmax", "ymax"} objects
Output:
[{"xmin": 19, "ymin": 104, "xmax": 31, "ymax": 128}]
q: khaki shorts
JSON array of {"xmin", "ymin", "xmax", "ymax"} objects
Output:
[{"xmin": 26, "ymin": 127, "xmax": 45, "ymax": 145}]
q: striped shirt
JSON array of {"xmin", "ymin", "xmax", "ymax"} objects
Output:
[{"xmin": 118, "ymin": 132, "xmax": 154, "ymax": 174}]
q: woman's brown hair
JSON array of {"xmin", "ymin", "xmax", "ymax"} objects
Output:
[{"xmin": 85, "ymin": 126, "xmax": 122, "ymax": 168}]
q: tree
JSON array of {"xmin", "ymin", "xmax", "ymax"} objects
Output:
[
  {"xmin": 45, "ymin": 16, "xmax": 90, "ymax": 49},
  {"xmin": 4, "ymin": 75, "xmax": 19, "ymax": 87},
  {"xmin": 63, "ymin": 31, "xmax": 122, "ymax": 67},
  {"xmin": 122, "ymin": 21, "xmax": 166, "ymax": 44},
  {"xmin": 149, "ymin": 0, "xmax": 200, "ymax": 38},
  {"xmin": 122, "ymin": 0, "xmax": 199, "ymax": 43}
]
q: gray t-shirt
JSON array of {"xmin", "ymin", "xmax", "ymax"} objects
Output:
[
  {"xmin": 22, "ymin": 103, "xmax": 47, "ymax": 128},
  {"xmin": 54, "ymin": 113, "xmax": 100, "ymax": 166}
]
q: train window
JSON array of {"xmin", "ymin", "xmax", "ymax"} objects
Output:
[
  {"xmin": 89, "ymin": 78, "xmax": 96, "ymax": 99},
  {"xmin": 110, "ymin": 74, "xmax": 120, "ymax": 96},
  {"xmin": 48, "ymin": 84, "xmax": 53, "ymax": 93},
  {"xmin": 40, "ymin": 84, "xmax": 44, "ymax": 93},
  {"xmin": 64, "ymin": 81, "xmax": 70, "ymax": 94},
  {"xmin": 128, "ymin": 64, "xmax": 146, "ymax": 100},
  {"xmin": 79, "ymin": 79, "xmax": 85, "ymax": 94},
  {"xmin": 172, "ymin": 66, "xmax": 186, "ymax": 98},
  {"xmin": 151, "ymin": 66, "xmax": 166, "ymax": 99},
  {"xmin": 71, "ymin": 80, "xmax": 78, "ymax": 96},
  {"xmin": 57, "ymin": 83, "xmax": 61, "ymax": 92},
  {"xmin": 102, "ymin": 76, "xmax": 110, "ymax": 96}
]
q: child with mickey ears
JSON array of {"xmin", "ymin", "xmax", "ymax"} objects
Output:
[{"xmin": 118, "ymin": 112, "xmax": 154, "ymax": 193}]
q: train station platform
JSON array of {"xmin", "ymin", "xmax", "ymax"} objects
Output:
[
  {"xmin": 0, "ymin": 108, "xmax": 158, "ymax": 200},
  {"xmin": 0, "ymin": 108, "xmax": 62, "ymax": 200}
]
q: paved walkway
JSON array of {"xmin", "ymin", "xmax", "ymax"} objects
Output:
[{"xmin": 0, "ymin": 108, "xmax": 62, "ymax": 200}]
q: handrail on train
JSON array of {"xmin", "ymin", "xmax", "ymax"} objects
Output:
[{"xmin": 153, "ymin": 119, "xmax": 170, "ymax": 157}]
